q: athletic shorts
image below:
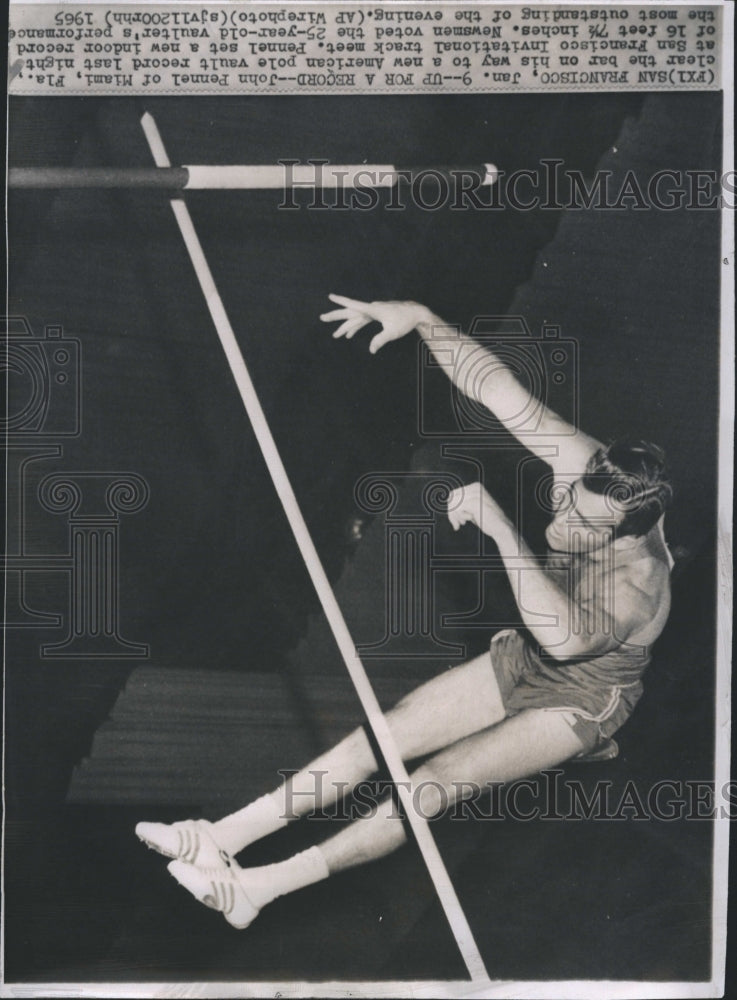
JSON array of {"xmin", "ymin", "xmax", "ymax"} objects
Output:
[{"xmin": 489, "ymin": 629, "xmax": 645, "ymax": 751}]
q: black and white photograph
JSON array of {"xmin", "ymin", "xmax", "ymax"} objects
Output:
[{"xmin": 4, "ymin": 1, "xmax": 733, "ymax": 996}]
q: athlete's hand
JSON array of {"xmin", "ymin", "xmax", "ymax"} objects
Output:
[
  {"xmin": 447, "ymin": 482, "xmax": 511, "ymax": 539},
  {"xmin": 320, "ymin": 295, "xmax": 430, "ymax": 355}
]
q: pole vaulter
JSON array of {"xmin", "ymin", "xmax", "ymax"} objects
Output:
[{"xmin": 138, "ymin": 111, "xmax": 490, "ymax": 985}]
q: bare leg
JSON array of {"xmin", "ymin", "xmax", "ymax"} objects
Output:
[
  {"xmin": 271, "ymin": 651, "xmax": 506, "ymax": 819},
  {"xmin": 167, "ymin": 708, "xmax": 587, "ymax": 926},
  {"xmin": 141, "ymin": 651, "xmax": 506, "ymax": 860},
  {"xmin": 320, "ymin": 708, "xmax": 586, "ymax": 872}
]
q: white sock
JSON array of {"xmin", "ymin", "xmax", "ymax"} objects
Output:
[
  {"xmin": 211, "ymin": 793, "xmax": 287, "ymax": 856},
  {"xmin": 236, "ymin": 846, "xmax": 330, "ymax": 910}
]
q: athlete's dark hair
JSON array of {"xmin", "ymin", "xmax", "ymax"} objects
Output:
[{"xmin": 582, "ymin": 439, "xmax": 673, "ymax": 538}]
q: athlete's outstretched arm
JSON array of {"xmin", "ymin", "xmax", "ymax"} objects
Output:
[{"xmin": 320, "ymin": 295, "xmax": 602, "ymax": 478}]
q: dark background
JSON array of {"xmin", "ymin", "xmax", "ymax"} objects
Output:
[{"xmin": 5, "ymin": 91, "xmax": 723, "ymax": 984}]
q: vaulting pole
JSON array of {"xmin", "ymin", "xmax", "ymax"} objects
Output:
[
  {"xmin": 8, "ymin": 163, "xmax": 498, "ymax": 190},
  {"xmin": 139, "ymin": 110, "xmax": 490, "ymax": 984}
]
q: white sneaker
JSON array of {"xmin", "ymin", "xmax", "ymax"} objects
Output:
[
  {"xmin": 167, "ymin": 859, "xmax": 260, "ymax": 929},
  {"xmin": 135, "ymin": 819, "xmax": 232, "ymax": 868}
]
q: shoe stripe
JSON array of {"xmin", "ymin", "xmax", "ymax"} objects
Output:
[
  {"xmin": 181, "ymin": 826, "xmax": 194, "ymax": 864},
  {"xmin": 204, "ymin": 877, "xmax": 234, "ymax": 916},
  {"xmin": 202, "ymin": 882, "xmax": 220, "ymax": 911},
  {"xmin": 190, "ymin": 829, "xmax": 200, "ymax": 864},
  {"xmin": 219, "ymin": 880, "xmax": 231, "ymax": 914},
  {"xmin": 141, "ymin": 820, "xmax": 232, "ymax": 867}
]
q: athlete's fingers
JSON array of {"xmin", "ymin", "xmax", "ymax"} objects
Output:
[
  {"xmin": 343, "ymin": 318, "xmax": 368, "ymax": 340},
  {"xmin": 320, "ymin": 308, "xmax": 354, "ymax": 322},
  {"xmin": 331, "ymin": 319, "xmax": 356, "ymax": 339},
  {"xmin": 448, "ymin": 500, "xmax": 476, "ymax": 531},
  {"xmin": 334, "ymin": 317, "xmax": 367, "ymax": 340},
  {"xmin": 369, "ymin": 329, "xmax": 394, "ymax": 354},
  {"xmin": 447, "ymin": 487, "xmax": 465, "ymax": 513},
  {"xmin": 328, "ymin": 293, "xmax": 373, "ymax": 312}
]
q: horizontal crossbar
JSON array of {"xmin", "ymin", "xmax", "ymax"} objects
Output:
[{"xmin": 8, "ymin": 163, "xmax": 498, "ymax": 190}]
